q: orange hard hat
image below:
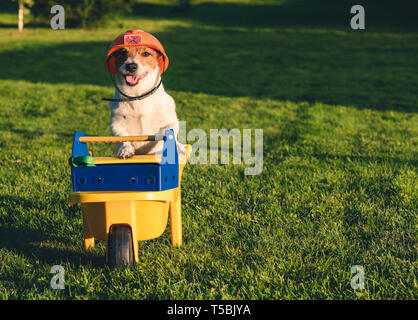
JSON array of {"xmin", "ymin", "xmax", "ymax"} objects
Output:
[{"xmin": 105, "ymin": 30, "xmax": 169, "ymax": 76}]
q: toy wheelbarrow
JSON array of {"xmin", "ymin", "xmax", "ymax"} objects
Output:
[{"xmin": 68, "ymin": 129, "xmax": 191, "ymax": 267}]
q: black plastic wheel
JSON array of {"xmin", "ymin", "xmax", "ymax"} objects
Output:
[{"xmin": 107, "ymin": 225, "xmax": 134, "ymax": 268}]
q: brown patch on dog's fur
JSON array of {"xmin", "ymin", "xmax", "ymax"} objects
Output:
[{"xmin": 114, "ymin": 46, "xmax": 160, "ymax": 71}]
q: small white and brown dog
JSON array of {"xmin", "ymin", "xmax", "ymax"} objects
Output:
[{"xmin": 104, "ymin": 30, "xmax": 183, "ymax": 158}]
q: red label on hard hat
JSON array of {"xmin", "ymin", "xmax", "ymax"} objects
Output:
[{"xmin": 124, "ymin": 35, "xmax": 142, "ymax": 45}]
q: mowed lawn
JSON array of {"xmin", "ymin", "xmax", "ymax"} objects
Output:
[{"xmin": 0, "ymin": 0, "xmax": 417, "ymax": 299}]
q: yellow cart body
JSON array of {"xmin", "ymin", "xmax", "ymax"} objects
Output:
[{"xmin": 68, "ymin": 132, "xmax": 190, "ymax": 264}]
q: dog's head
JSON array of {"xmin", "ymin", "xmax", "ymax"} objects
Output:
[
  {"xmin": 105, "ymin": 30, "xmax": 168, "ymax": 90},
  {"xmin": 112, "ymin": 46, "xmax": 162, "ymax": 87}
]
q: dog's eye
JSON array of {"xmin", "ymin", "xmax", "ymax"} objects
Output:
[{"xmin": 142, "ymin": 52, "xmax": 151, "ymax": 57}]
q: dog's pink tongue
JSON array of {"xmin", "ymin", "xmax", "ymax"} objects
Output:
[
  {"xmin": 126, "ymin": 75, "xmax": 140, "ymax": 85},
  {"xmin": 126, "ymin": 74, "xmax": 146, "ymax": 85}
]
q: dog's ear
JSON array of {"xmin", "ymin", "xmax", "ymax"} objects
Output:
[
  {"xmin": 156, "ymin": 51, "xmax": 165, "ymax": 74},
  {"xmin": 106, "ymin": 49, "xmax": 128, "ymax": 76},
  {"xmin": 115, "ymin": 49, "xmax": 129, "ymax": 71},
  {"xmin": 106, "ymin": 55, "xmax": 117, "ymax": 76},
  {"xmin": 115, "ymin": 48, "xmax": 128, "ymax": 61}
]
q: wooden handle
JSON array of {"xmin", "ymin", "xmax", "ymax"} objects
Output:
[{"xmin": 78, "ymin": 135, "xmax": 158, "ymax": 143}]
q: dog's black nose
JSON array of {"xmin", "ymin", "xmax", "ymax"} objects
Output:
[{"xmin": 126, "ymin": 63, "xmax": 138, "ymax": 73}]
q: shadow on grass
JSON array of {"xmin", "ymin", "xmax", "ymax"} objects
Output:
[
  {"xmin": 0, "ymin": 41, "xmax": 111, "ymax": 87},
  {"xmin": 0, "ymin": 195, "xmax": 105, "ymax": 267},
  {"xmin": 0, "ymin": 122, "xmax": 74, "ymax": 140},
  {"xmin": 1, "ymin": 0, "xmax": 417, "ymax": 31},
  {"xmin": 132, "ymin": 0, "xmax": 418, "ymax": 32},
  {"xmin": 0, "ymin": 225, "xmax": 105, "ymax": 267}
]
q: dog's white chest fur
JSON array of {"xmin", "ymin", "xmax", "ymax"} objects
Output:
[{"xmin": 109, "ymin": 84, "xmax": 180, "ymax": 157}]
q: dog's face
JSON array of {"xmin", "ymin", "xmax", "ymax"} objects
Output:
[{"xmin": 114, "ymin": 46, "xmax": 161, "ymax": 87}]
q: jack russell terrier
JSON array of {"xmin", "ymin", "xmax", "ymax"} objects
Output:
[{"xmin": 104, "ymin": 29, "xmax": 183, "ymax": 158}]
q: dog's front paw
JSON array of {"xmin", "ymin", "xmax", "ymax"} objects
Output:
[
  {"xmin": 177, "ymin": 142, "xmax": 186, "ymax": 155},
  {"xmin": 117, "ymin": 143, "xmax": 135, "ymax": 159}
]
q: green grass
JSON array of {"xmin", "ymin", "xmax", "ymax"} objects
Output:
[{"xmin": 0, "ymin": 0, "xmax": 417, "ymax": 299}]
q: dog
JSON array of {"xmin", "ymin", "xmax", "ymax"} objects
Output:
[{"xmin": 105, "ymin": 30, "xmax": 183, "ymax": 158}]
